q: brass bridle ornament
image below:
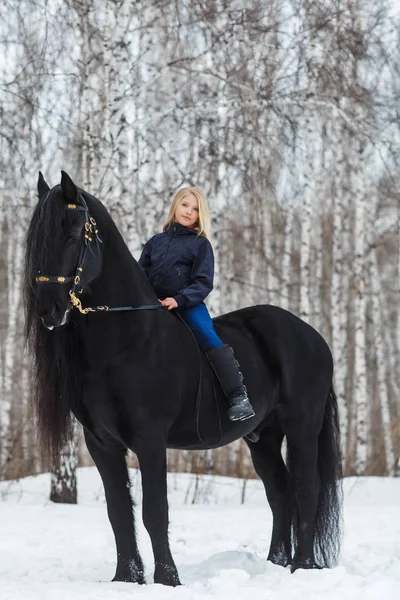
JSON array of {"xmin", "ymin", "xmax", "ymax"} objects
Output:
[
  {"xmin": 35, "ymin": 194, "xmax": 163, "ymax": 316},
  {"xmin": 35, "ymin": 195, "xmax": 108, "ymax": 315}
]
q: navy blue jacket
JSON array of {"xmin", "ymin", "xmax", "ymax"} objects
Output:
[{"xmin": 138, "ymin": 223, "xmax": 214, "ymax": 308}]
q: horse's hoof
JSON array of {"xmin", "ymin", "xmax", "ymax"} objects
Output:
[
  {"xmin": 112, "ymin": 574, "xmax": 146, "ymax": 584},
  {"xmin": 154, "ymin": 565, "xmax": 181, "ymax": 586},
  {"xmin": 112, "ymin": 562, "xmax": 145, "ymax": 584},
  {"xmin": 154, "ymin": 574, "xmax": 182, "ymax": 587},
  {"xmin": 291, "ymin": 559, "xmax": 322, "ymax": 573},
  {"xmin": 267, "ymin": 553, "xmax": 291, "ymax": 568}
]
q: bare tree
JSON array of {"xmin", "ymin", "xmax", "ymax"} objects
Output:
[{"xmin": 1, "ymin": 0, "xmax": 400, "ymax": 482}]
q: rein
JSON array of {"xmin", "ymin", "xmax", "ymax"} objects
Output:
[
  {"xmin": 35, "ymin": 194, "xmax": 163, "ymax": 315},
  {"xmin": 174, "ymin": 311, "xmax": 222, "ymax": 446},
  {"xmin": 69, "ymin": 297, "xmax": 164, "ymax": 315}
]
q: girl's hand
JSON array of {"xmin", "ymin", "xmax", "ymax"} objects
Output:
[{"xmin": 158, "ymin": 297, "xmax": 178, "ymax": 310}]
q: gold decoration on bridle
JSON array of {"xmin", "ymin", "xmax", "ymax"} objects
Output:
[
  {"xmin": 69, "ymin": 290, "xmax": 96, "ymax": 314},
  {"xmin": 69, "ymin": 291, "xmax": 109, "ymax": 314},
  {"xmin": 35, "ymin": 199, "xmax": 106, "ymax": 315}
]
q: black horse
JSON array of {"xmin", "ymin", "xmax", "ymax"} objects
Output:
[{"xmin": 24, "ymin": 171, "xmax": 342, "ymax": 586}]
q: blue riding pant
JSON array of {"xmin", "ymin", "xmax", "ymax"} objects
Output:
[{"xmin": 176, "ymin": 302, "xmax": 224, "ymax": 352}]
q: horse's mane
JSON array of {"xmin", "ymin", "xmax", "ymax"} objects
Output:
[
  {"xmin": 24, "ymin": 184, "xmax": 157, "ymax": 464},
  {"xmin": 24, "ymin": 185, "xmax": 82, "ymax": 464}
]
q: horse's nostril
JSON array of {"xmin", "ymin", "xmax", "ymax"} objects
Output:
[
  {"xmin": 51, "ymin": 303, "xmax": 62, "ymax": 318},
  {"xmin": 39, "ymin": 302, "xmax": 64, "ymax": 327},
  {"xmin": 40, "ymin": 316, "xmax": 55, "ymax": 330}
]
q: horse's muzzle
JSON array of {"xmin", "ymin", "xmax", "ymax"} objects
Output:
[{"xmin": 39, "ymin": 302, "xmax": 70, "ymax": 329}]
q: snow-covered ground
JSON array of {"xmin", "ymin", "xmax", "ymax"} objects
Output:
[{"xmin": 0, "ymin": 468, "xmax": 399, "ymax": 600}]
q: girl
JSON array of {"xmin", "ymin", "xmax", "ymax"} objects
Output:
[{"xmin": 139, "ymin": 187, "xmax": 255, "ymax": 422}]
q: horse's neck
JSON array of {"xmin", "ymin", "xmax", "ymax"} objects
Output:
[{"xmin": 90, "ymin": 228, "xmax": 157, "ymax": 308}]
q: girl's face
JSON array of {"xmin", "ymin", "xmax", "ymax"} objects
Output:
[{"xmin": 174, "ymin": 193, "xmax": 199, "ymax": 227}]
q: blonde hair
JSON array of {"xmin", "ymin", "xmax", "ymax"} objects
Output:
[{"xmin": 163, "ymin": 187, "xmax": 211, "ymax": 239}]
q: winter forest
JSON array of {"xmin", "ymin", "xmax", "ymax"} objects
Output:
[{"xmin": 1, "ymin": 0, "xmax": 400, "ymax": 487}]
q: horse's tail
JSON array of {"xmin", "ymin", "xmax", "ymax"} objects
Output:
[
  {"xmin": 286, "ymin": 384, "xmax": 343, "ymax": 567},
  {"xmin": 313, "ymin": 384, "xmax": 343, "ymax": 566}
]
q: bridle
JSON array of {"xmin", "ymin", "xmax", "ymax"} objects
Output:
[{"xmin": 35, "ymin": 193, "xmax": 163, "ymax": 315}]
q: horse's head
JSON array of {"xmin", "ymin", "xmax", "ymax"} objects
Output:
[{"xmin": 26, "ymin": 171, "xmax": 103, "ymax": 329}]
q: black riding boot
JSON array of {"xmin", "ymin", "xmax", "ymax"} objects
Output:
[{"xmin": 206, "ymin": 344, "xmax": 255, "ymax": 422}]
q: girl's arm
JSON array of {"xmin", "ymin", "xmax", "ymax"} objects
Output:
[
  {"xmin": 138, "ymin": 238, "xmax": 153, "ymax": 277},
  {"xmin": 173, "ymin": 239, "xmax": 214, "ymax": 307}
]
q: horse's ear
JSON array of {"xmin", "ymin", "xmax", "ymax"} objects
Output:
[
  {"xmin": 60, "ymin": 170, "xmax": 79, "ymax": 204},
  {"xmin": 37, "ymin": 171, "xmax": 50, "ymax": 200}
]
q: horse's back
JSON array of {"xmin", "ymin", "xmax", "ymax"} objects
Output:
[
  {"xmin": 213, "ymin": 304, "xmax": 333, "ymax": 399},
  {"xmin": 214, "ymin": 304, "xmax": 330, "ymax": 352}
]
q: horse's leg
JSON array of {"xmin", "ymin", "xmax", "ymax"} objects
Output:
[
  {"xmin": 245, "ymin": 423, "xmax": 292, "ymax": 567},
  {"xmin": 84, "ymin": 431, "xmax": 145, "ymax": 583},
  {"xmin": 283, "ymin": 427, "xmax": 320, "ymax": 572},
  {"xmin": 136, "ymin": 442, "xmax": 181, "ymax": 586}
]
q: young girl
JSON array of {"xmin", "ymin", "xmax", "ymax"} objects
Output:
[{"xmin": 139, "ymin": 187, "xmax": 255, "ymax": 422}]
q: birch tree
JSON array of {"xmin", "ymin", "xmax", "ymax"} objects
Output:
[
  {"xmin": 369, "ymin": 250, "xmax": 395, "ymax": 474},
  {"xmin": 1, "ymin": 0, "xmax": 400, "ymax": 481},
  {"xmin": 330, "ymin": 117, "xmax": 350, "ymax": 454},
  {"xmin": 350, "ymin": 6, "xmax": 368, "ymax": 474},
  {"xmin": 50, "ymin": 421, "xmax": 79, "ymax": 503},
  {"xmin": 0, "ymin": 0, "xmax": 48, "ymax": 477}
]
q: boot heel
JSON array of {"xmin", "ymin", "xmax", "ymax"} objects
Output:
[
  {"xmin": 227, "ymin": 395, "xmax": 255, "ymax": 421},
  {"xmin": 228, "ymin": 405, "xmax": 255, "ymax": 421}
]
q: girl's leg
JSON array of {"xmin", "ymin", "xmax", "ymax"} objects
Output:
[
  {"xmin": 177, "ymin": 304, "xmax": 255, "ymax": 422},
  {"xmin": 177, "ymin": 303, "xmax": 223, "ymax": 352}
]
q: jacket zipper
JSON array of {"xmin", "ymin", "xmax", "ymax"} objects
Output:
[{"xmin": 160, "ymin": 228, "xmax": 175, "ymax": 279}]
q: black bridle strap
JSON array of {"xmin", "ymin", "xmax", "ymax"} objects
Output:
[
  {"xmin": 89, "ymin": 304, "xmax": 165, "ymax": 313},
  {"xmin": 36, "ymin": 276, "xmax": 74, "ymax": 284},
  {"xmin": 35, "ymin": 194, "xmax": 98, "ymax": 291},
  {"xmin": 34, "ymin": 196, "xmax": 166, "ymax": 315},
  {"xmin": 106, "ymin": 305, "xmax": 165, "ymax": 312}
]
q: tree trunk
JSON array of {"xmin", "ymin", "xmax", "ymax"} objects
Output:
[
  {"xmin": 299, "ymin": 120, "xmax": 314, "ymax": 324},
  {"xmin": 50, "ymin": 420, "xmax": 79, "ymax": 504},
  {"xmin": 370, "ymin": 250, "xmax": 395, "ymax": 474},
  {"xmin": 330, "ymin": 117, "xmax": 349, "ymax": 455},
  {"xmin": 353, "ymin": 125, "xmax": 368, "ymax": 474}
]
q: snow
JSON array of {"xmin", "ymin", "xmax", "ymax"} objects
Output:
[{"xmin": 0, "ymin": 468, "xmax": 399, "ymax": 599}]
